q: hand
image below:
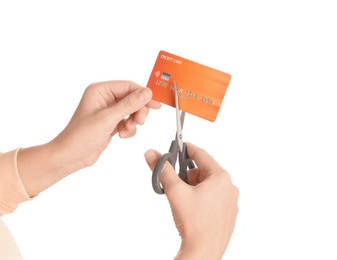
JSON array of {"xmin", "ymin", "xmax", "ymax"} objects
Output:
[
  {"xmin": 18, "ymin": 80, "xmax": 160, "ymax": 196},
  {"xmin": 52, "ymin": 80, "xmax": 160, "ymax": 171},
  {"xmin": 144, "ymin": 143, "xmax": 239, "ymax": 260}
]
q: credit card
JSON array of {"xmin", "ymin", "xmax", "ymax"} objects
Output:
[{"xmin": 146, "ymin": 50, "xmax": 231, "ymax": 122}]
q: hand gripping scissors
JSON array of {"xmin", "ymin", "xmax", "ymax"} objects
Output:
[{"xmin": 152, "ymin": 79, "xmax": 195, "ymax": 194}]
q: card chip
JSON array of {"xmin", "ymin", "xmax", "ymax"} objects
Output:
[{"xmin": 161, "ymin": 72, "xmax": 170, "ymax": 81}]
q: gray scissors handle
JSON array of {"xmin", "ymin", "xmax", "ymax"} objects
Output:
[
  {"xmin": 152, "ymin": 141, "xmax": 177, "ymax": 194},
  {"xmin": 152, "ymin": 152, "xmax": 175, "ymax": 194},
  {"xmin": 152, "ymin": 142, "xmax": 195, "ymax": 194},
  {"xmin": 178, "ymin": 143, "xmax": 195, "ymax": 182}
]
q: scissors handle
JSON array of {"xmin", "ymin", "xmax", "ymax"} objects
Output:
[
  {"xmin": 178, "ymin": 143, "xmax": 195, "ymax": 182},
  {"xmin": 152, "ymin": 142, "xmax": 195, "ymax": 194},
  {"xmin": 151, "ymin": 152, "xmax": 175, "ymax": 194},
  {"xmin": 152, "ymin": 141, "xmax": 177, "ymax": 194}
]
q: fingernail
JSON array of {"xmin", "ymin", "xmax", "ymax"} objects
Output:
[{"xmin": 138, "ymin": 88, "xmax": 151, "ymax": 102}]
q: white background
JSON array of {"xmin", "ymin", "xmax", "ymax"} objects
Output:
[{"xmin": 1, "ymin": 0, "xmax": 336, "ymax": 259}]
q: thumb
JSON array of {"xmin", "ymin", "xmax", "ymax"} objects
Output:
[
  {"xmin": 111, "ymin": 87, "xmax": 152, "ymax": 121},
  {"xmin": 144, "ymin": 150, "xmax": 184, "ymax": 194}
]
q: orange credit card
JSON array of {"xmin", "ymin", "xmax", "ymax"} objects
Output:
[{"xmin": 146, "ymin": 50, "xmax": 231, "ymax": 122}]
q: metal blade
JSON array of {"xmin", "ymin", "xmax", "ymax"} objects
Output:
[{"xmin": 174, "ymin": 79, "xmax": 183, "ymax": 152}]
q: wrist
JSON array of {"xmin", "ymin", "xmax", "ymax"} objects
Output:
[
  {"xmin": 17, "ymin": 141, "xmax": 71, "ymax": 197},
  {"xmin": 174, "ymin": 241, "xmax": 224, "ymax": 260}
]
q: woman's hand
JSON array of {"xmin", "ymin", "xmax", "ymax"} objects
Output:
[
  {"xmin": 18, "ymin": 80, "xmax": 160, "ymax": 196},
  {"xmin": 145, "ymin": 143, "xmax": 239, "ymax": 260}
]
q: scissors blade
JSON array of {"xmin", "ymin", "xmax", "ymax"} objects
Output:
[{"xmin": 174, "ymin": 79, "xmax": 183, "ymax": 152}]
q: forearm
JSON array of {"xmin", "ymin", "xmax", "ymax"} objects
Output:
[{"xmin": 17, "ymin": 141, "xmax": 71, "ymax": 197}]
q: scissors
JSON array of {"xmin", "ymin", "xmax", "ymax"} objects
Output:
[{"xmin": 152, "ymin": 79, "xmax": 195, "ymax": 194}]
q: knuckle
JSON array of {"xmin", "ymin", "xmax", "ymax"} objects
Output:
[
  {"xmin": 122, "ymin": 95, "xmax": 133, "ymax": 109},
  {"xmin": 84, "ymin": 84, "xmax": 95, "ymax": 94},
  {"xmin": 217, "ymin": 170, "xmax": 230, "ymax": 183},
  {"xmin": 161, "ymin": 160, "xmax": 173, "ymax": 174}
]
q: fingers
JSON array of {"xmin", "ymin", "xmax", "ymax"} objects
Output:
[
  {"xmin": 186, "ymin": 142, "xmax": 224, "ymax": 178},
  {"xmin": 107, "ymin": 81, "xmax": 161, "ymax": 110},
  {"xmin": 144, "ymin": 149, "xmax": 162, "ymax": 170},
  {"xmin": 118, "ymin": 119, "xmax": 137, "ymax": 138},
  {"xmin": 106, "ymin": 86, "xmax": 160, "ymax": 131},
  {"xmin": 87, "ymin": 81, "xmax": 160, "ymax": 138},
  {"xmin": 86, "ymin": 81, "xmax": 160, "ymax": 115},
  {"xmin": 144, "ymin": 143, "xmax": 226, "ymax": 192},
  {"xmin": 146, "ymin": 99, "xmax": 161, "ymax": 110},
  {"xmin": 144, "ymin": 150, "xmax": 184, "ymax": 194},
  {"xmin": 132, "ymin": 106, "xmax": 149, "ymax": 125},
  {"xmin": 111, "ymin": 87, "xmax": 153, "ymax": 122},
  {"xmin": 186, "ymin": 167, "xmax": 202, "ymax": 186},
  {"xmin": 92, "ymin": 80, "xmax": 145, "ymax": 100},
  {"xmin": 117, "ymin": 106, "xmax": 149, "ymax": 138}
]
